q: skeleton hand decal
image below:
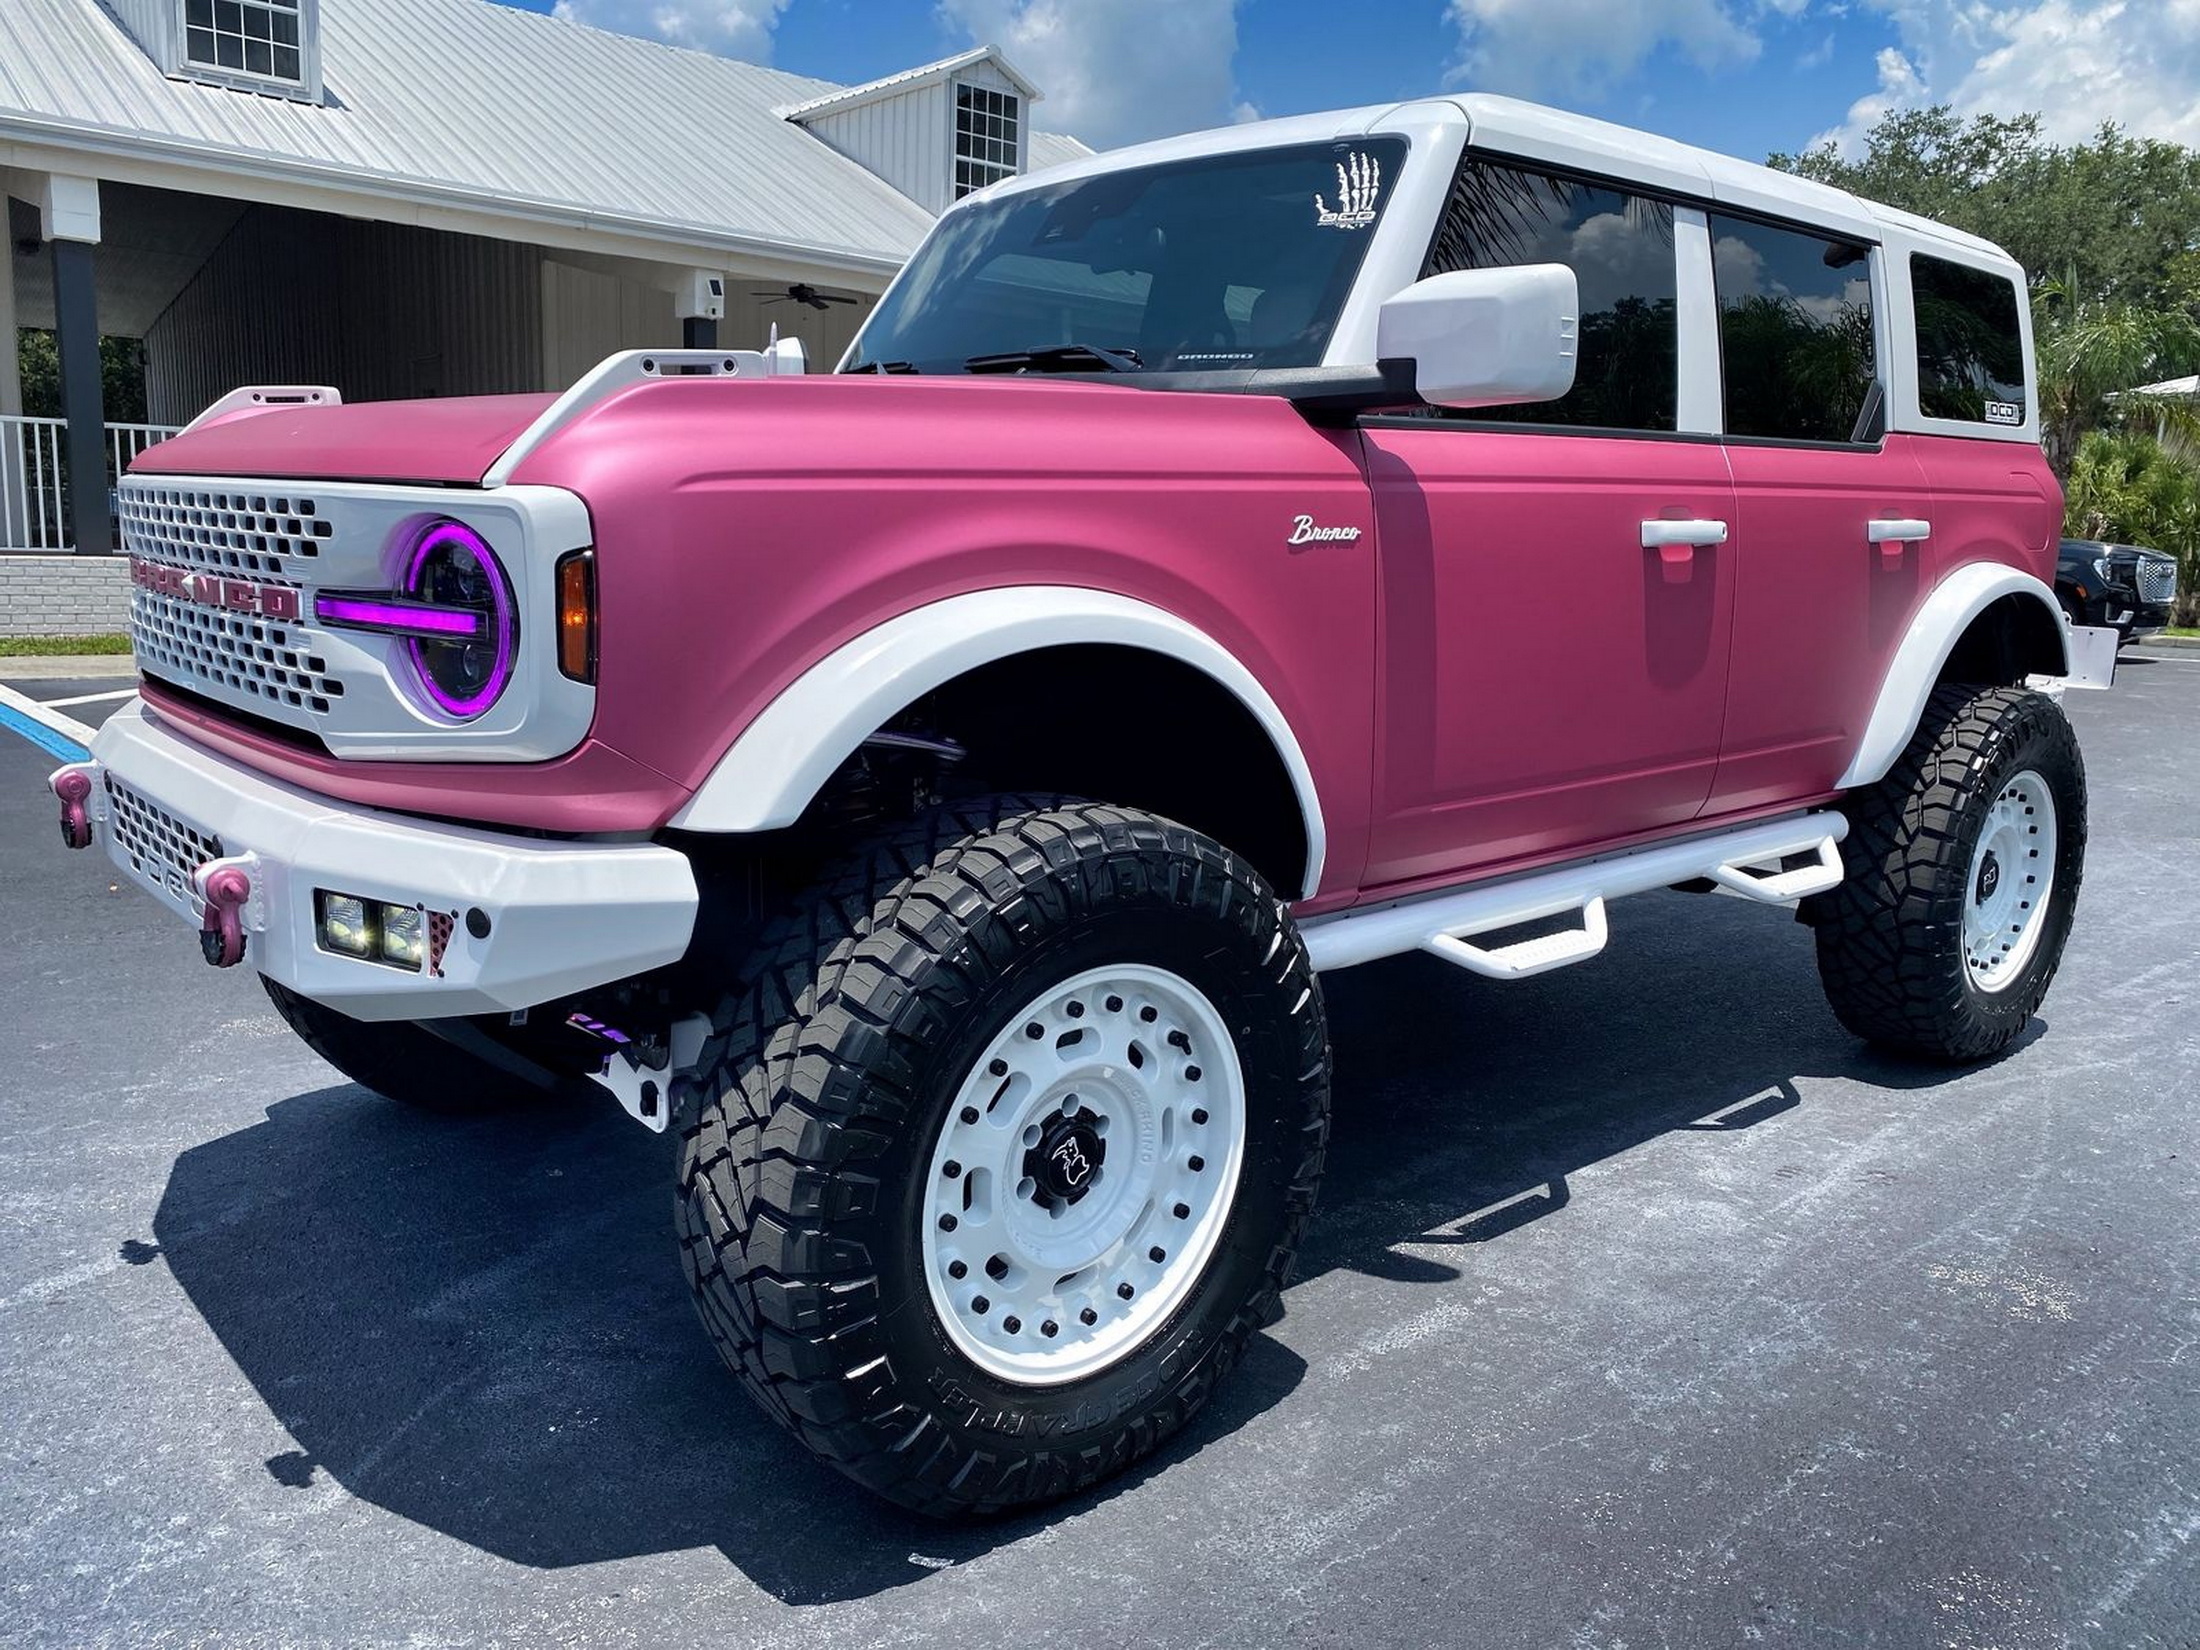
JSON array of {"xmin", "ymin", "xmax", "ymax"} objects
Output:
[{"xmin": 1314, "ymin": 153, "xmax": 1382, "ymax": 229}]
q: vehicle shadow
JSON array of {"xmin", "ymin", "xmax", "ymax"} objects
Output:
[{"xmin": 150, "ymin": 891, "xmax": 1997, "ymax": 1603}]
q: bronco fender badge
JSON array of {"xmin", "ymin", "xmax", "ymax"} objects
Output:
[{"xmin": 1289, "ymin": 514, "xmax": 1363, "ymax": 546}]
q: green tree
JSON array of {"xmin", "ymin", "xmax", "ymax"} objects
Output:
[
  {"xmin": 2032, "ymin": 274, "xmax": 2200, "ymax": 475},
  {"xmin": 12, "ymin": 329, "xmax": 148, "ymax": 424},
  {"xmin": 1770, "ymin": 109, "xmax": 2200, "ymax": 310}
]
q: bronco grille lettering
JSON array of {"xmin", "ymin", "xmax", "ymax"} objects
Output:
[{"xmin": 131, "ymin": 556, "xmax": 301, "ymax": 622}]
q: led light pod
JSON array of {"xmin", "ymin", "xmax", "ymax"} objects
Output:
[
  {"xmin": 379, "ymin": 906, "xmax": 426, "ymax": 968},
  {"xmin": 317, "ymin": 891, "xmax": 372, "ymax": 958}
]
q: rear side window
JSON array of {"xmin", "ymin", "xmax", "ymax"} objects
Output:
[
  {"xmin": 1709, "ymin": 215, "xmax": 1876, "ymax": 444},
  {"xmin": 1910, "ymin": 254, "xmax": 2027, "ymax": 426},
  {"xmin": 1422, "ymin": 160, "xmax": 1677, "ymax": 432}
]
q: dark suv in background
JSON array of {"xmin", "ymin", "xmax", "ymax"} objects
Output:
[{"xmin": 2058, "ymin": 538, "xmax": 2181, "ymax": 642}]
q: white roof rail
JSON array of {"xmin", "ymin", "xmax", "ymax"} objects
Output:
[
  {"xmin": 183, "ymin": 384, "xmax": 342, "ymax": 434},
  {"xmin": 485, "ymin": 347, "xmax": 804, "ymax": 489}
]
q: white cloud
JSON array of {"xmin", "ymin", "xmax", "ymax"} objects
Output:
[
  {"xmin": 1443, "ymin": 0, "xmax": 1765, "ymax": 98},
  {"xmin": 938, "ymin": 0, "xmax": 1245, "ymax": 149},
  {"xmin": 550, "ymin": 0, "xmax": 791, "ymax": 61},
  {"xmin": 1814, "ymin": 0, "xmax": 2200, "ymax": 154}
]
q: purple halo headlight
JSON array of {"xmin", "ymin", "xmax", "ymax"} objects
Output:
[{"xmin": 401, "ymin": 520, "xmax": 515, "ymax": 719}]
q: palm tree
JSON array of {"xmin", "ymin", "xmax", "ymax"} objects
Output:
[{"xmin": 2032, "ymin": 272, "xmax": 2200, "ymax": 475}]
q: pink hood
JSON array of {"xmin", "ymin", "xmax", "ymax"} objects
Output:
[{"xmin": 131, "ymin": 392, "xmax": 557, "ymax": 485}]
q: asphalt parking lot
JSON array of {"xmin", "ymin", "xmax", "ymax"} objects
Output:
[{"xmin": 2, "ymin": 659, "xmax": 2195, "ymax": 1649}]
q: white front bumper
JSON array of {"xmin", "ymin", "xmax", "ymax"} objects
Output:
[{"xmin": 74, "ymin": 702, "xmax": 698, "ymax": 1020}]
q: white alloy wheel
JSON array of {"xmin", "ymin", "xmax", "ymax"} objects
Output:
[
  {"xmin": 921, "ymin": 962, "xmax": 1247, "ymax": 1386},
  {"xmin": 1962, "ymin": 768, "xmax": 2058, "ymax": 993}
]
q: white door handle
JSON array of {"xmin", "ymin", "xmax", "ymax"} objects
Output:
[
  {"xmin": 1640, "ymin": 519, "xmax": 1729, "ymax": 548},
  {"xmin": 1867, "ymin": 518, "xmax": 1931, "ymax": 544}
]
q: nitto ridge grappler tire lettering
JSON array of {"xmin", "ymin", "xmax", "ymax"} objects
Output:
[
  {"xmin": 1812, "ymin": 684, "xmax": 2087, "ymax": 1062},
  {"xmin": 675, "ymin": 800, "xmax": 1330, "ymax": 1515}
]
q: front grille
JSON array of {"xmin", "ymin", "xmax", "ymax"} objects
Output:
[
  {"xmin": 105, "ymin": 772, "xmax": 223, "ymax": 918},
  {"xmin": 120, "ymin": 475, "xmax": 355, "ymax": 736},
  {"xmin": 114, "ymin": 470, "xmax": 594, "ymax": 763},
  {"xmin": 118, "ymin": 486, "xmax": 334, "ymax": 580},
  {"xmin": 133, "ymin": 587, "xmax": 344, "ymax": 715},
  {"xmin": 2135, "ymin": 557, "xmax": 2178, "ymax": 606}
]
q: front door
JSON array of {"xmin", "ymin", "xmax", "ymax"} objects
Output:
[
  {"xmin": 1357, "ymin": 155, "xmax": 1736, "ymax": 891},
  {"xmin": 1360, "ymin": 425, "xmax": 1737, "ymax": 888}
]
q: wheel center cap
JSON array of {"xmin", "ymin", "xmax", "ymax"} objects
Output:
[
  {"xmin": 1026, "ymin": 1107, "xmax": 1106, "ymax": 1206},
  {"xmin": 1976, "ymin": 851, "xmax": 2002, "ymax": 904}
]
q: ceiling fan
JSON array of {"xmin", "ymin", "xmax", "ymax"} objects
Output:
[{"xmin": 754, "ymin": 282, "xmax": 860, "ymax": 311}]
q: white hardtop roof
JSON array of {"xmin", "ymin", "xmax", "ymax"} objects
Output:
[
  {"xmin": 971, "ymin": 91, "xmax": 2020, "ymax": 275},
  {"xmin": 0, "ymin": 0, "xmax": 1084, "ymax": 275}
]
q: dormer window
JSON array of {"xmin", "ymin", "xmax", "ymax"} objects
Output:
[
  {"xmin": 954, "ymin": 83, "xmax": 1021, "ymax": 199},
  {"xmin": 101, "ymin": 0, "xmax": 326, "ymax": 100},
  {"xmin": 184, "ymin": 0, "xmax": 307, "ymax": 84}
]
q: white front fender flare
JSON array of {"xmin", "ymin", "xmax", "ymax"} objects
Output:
[
  {"xmin": 668, "ymin": 587, "xmax": 1329, "ymax": 898},
  {"xmin": 1837, "ymin": 564, "xmax": 2070, "ymax": 791}
]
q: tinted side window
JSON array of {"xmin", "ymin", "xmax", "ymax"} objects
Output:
[
  {"xmin": 1422, "ymin": 160, "xmax": 1677, "ymax": 431},
  {"xmin": 1709, "ymin": 215, "xmax": 1876, "ymax": 443},
  {"xmin": 1911, "ymin": 254, "xmax": 2027, "ymax": 425}
]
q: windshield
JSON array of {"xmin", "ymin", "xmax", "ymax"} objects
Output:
[{"xmin": 844, "ymin": 139, "xmax": 1408, "ymax": 376}]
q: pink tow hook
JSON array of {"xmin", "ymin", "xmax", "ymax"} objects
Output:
[
  {"xmin": 51, "ymin": 766, "xmax": 95, "ymax": 851},
  {"xmin": 199, "ymin": 864, "xmax": 252, "ymax": 969}
]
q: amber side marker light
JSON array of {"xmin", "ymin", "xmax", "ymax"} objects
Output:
[{"xmin": 556, "ymin": 550, "xmax": 597, "ymax": 682}]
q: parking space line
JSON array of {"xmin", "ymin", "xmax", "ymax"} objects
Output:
[
  {"xmin": 40, "ymin": 688, "xmax": 140, "ymax": 709},
  {"xmin": 0, "ymin": 683, "xmax": 95, "ymax": 763}
]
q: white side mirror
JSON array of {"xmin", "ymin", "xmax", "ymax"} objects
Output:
[{"xmin": 1375, "ymin": 265, "xmax": 1579, "ymax": 410}]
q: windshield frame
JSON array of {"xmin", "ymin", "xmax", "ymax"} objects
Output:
[{"xmin": 841, "ymin": 136, "xmax": 1413, "ymax": 382}]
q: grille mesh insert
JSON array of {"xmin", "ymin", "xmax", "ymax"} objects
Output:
[
  {"xmin": 2135, "ymin": 559, "xmax": 2178, "ymax": 605},
  {"xmin": 132, "ymin": 588, "xmax": 343, "ymax": 715},
  {"xmin": 106, "ymin": 772, "xmax": 223, "ymax": 913},
  {"xmin": 119, "ymin": 487, "xmax": 334, "ymax": 579}
]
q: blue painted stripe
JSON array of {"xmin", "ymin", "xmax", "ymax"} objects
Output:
[{"xmin": 0, "ymin": 701, "xmax": 91, "ymax": 764}]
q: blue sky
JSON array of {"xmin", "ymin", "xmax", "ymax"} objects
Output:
[{"xmin": 492, "ymin": 1, "xmax": 2200, "ymax": 163}]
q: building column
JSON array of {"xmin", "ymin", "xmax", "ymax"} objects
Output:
[
  {"xmin": 0, "ymin": 222, "xmax": 20, "ymax": 416},
  {"xmin": 0, "ymin": 221, "xmax": 22, "ymax": 550},
  {"xmin": 41, "ymin": 174, "xmax": 109, "ymax": 556}
]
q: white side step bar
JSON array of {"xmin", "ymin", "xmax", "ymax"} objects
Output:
[{"xmin": 1301, "ymin": 812, "xmax": 1848, "ymax": 975}]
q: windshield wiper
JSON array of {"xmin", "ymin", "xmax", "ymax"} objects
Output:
[
  {"xmin": 845, "ymin": 359, "xmax": 922, "ymax": 374},
  {"xmin": 963, "ymin": 343, "xmax": 1144, "ymax": 375}
]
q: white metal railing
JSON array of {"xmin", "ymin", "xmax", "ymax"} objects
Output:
[{"xmin": 0, "ymin": 416, "xmax": 182, "ymax": 552}]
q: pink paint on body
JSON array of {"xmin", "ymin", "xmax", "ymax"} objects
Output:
[
  {"xmin": 129, "ymin": 374, "xmax": 2062, "ymax": 908},
  {"xmin": 1706, "ymin": 436, "xmax": 1936, "ymax": 813},
  {"xmin": 508, "ymin": 374, "xmax": 1384, "ymax": 896},
  {"xmin": 132, "ymin": 393, "xmax": 556, "ymax": 486},
  {"xmin": 1358, "ymin": 423, "xmax": 1738, "ymax": 888}
]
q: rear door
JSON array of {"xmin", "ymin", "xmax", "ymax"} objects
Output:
[{"xmin": 1703, "ymin": 216, "xmax": 1935, "ymax": 813}]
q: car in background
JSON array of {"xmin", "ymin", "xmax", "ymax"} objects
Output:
[{"xmin": 2057, "ymin": 538, "xmax": 2181, "ymax": 642}]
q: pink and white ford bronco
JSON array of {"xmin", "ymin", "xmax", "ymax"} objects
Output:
[{"xmin": 53, "ymin": 95, "xmax": 2082, "ymax": 1514}]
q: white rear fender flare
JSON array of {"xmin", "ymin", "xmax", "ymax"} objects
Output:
[
  {"xmin": 1837, "ymin": 565, "xmax": 2070, "ymax": 791},
  {"xmin": 668, "ymin": 588, "xmax": 1329, "ymax": 898}
]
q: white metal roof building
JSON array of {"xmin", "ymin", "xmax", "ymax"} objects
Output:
[{"xmin": 0, "ymin": 0, "xmax": 1089, "ymax": 553}]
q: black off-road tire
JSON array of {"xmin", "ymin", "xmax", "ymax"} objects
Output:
[
  {"xmin": 674, "ymin": 799, "xmax": 1330, "ymax": 1516},
  {"xmin": 261, "ymin": 977, "xmax": 581, "ymax": 1113},
  {"xmin": 1811, "ymin": 683, "xmax": 2086, "ymax": 1061}
]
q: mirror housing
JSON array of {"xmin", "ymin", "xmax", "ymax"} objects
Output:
[{"xmin": 1376, "ymin": 265, "xmax": 1580, "ymax": 410}]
